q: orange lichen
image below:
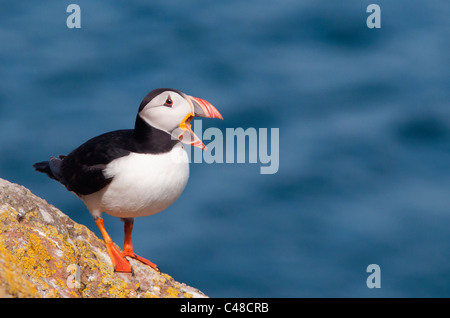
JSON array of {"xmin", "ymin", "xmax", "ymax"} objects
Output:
[{"xmin": 0, "ymin": 178, "xmax": 207, "ymax": 298}]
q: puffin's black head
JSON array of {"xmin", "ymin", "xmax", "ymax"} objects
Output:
[{"xmin": 137, "ymin": 88, "xmax": 223, "ymax": 150}]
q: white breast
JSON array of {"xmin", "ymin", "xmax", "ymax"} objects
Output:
[{"xmin": 81, "ymin": 143, "xmax": 189, "ymax": 218}]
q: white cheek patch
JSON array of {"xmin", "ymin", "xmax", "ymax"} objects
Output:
[
  {"xmin": 139, "ymin": 107, "xmax": 173, "ymax": 134},
  {"xmin": 139, "ymin": 102, "xmax": 192, "ymax": 134}
]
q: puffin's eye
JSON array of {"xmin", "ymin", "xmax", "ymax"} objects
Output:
[{"xmin": 164, "ymin": 97, "xmax": 173, "ymax": 107}]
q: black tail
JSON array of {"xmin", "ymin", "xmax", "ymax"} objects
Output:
[
  {"xmin": 33, "ymin": 161, "xmax": 56, "ymax": 180},
  {"xmin": 33, "ymin": 156, "xmax": 64, "ymax": 182}
]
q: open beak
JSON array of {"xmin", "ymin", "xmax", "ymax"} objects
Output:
[{"xmin": 178, "ymin": 95, "xmax": 223, "ymax": 150}]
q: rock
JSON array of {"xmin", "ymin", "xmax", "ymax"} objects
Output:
[{"xmin": 0, "ymin": 178, "xmax": 207, "ymax": 298}]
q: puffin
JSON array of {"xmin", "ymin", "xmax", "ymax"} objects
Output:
[{"xmin": 33, "ymin": 88, "xmax": 223, "ymax": 273}]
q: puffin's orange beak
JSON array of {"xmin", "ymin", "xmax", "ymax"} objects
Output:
[
  {"xmin": 189, "ymin": 96, "xmax": 223, "ymax": 120},
  {"xmin": 178, "ymin": 95, "xmax": 223, "ymax": 150}
]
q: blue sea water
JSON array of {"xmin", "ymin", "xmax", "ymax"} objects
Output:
[{"xmin": 0, "ymin": 0, "xmax": 449, "ymax": 297}]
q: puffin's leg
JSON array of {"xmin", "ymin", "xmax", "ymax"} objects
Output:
[
  {"xmin": 94, "ymin": 218, "xmax": 132, "ymax": 273},
  {"xmin": 122, "ymin": 218, "xmax": 160, "ymax": 272}
]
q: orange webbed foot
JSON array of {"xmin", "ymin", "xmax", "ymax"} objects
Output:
[
  {"xmin": 95, "ymin": 218, "xmax": 132, "ymax": 273},
  {"xmin": 108, "ymin": 243, "xmax": 133, "ymax": 273},
  {"xmin": 123, "ymin": 219, "xmax": 160, "ymax": 272},
  {"xmin": 123, "ymin": 252, "xmax": 160, "ymax": 272}
]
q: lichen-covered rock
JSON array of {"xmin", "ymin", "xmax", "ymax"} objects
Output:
[{"xmin": 0, "ymin": 178, "xmax": 207, "ymax": 298}]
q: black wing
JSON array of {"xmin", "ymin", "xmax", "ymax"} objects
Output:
[{"xmin": 59, "ymin": 129, "xmax": 134, "ymax": 196}]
